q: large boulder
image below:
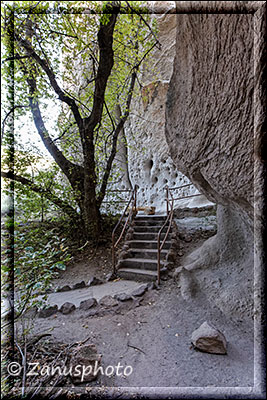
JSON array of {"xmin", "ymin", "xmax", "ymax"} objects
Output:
[{"xmin": 166, "ymin": 6, "xmax": 255, "ymax": 317}]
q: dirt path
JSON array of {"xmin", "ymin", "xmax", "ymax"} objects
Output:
[
  {"xmin": 33, "ymin": 280, "xmax": 254, "ymax": 388},
  {"xmin": 29, "ymin": 214, "xmax": 254, "ymax": 391}
]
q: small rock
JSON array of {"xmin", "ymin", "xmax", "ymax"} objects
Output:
[
  {"xmin": 99, "ymin": 295, "xmax": 119, "ymax": 308},
  {"xmin": 60, "ymin": 302, "xmax": 76, "ymax": 314},
  {"xmin": 38, "ymin": 305, "xmax": 58, "ymax": 318},
  {"xmin": 191, "ymin": 321, "xmax": 227, "ymax": 355},
  {"xmin": 167, "ymin": 252, "xmax": 176, "ymax": 262},
  {"xmin": 173, "ymin": 266, "xmax": 183, "ymax": 277},
  {"xmin": 56, "ymin": 285, "xmax": 71, "ymax": 292},
  {"xmin": 70, "ymin": 344, "xmax": 101, "ymax": 383},
  {"xmin": 178, "ymin": 251, "xmax": 184, "ymax": 257},
  {"xmin": 88, "ymin": 277, "xmax": 103, "ymax": 287},
  {"xmin": 72, "ymin": 281, "xmax": 86, "ymax": 290},
  {"xmin": 131, "ymin": 284, "xmax": 148, "ymax": 297},
  {"xmin": 125, "ymin": 233, "xmax": 132, "ymax": 241},
  {"xmin": 85, "ymin": 308, "xmax": 100, "ymax": 318},
  {"xmin": 120, "ymin": 250, "xmax": 129, "ymax": 259},
  {"xmin": 114, "ymin": 293, "xmax": 132, "ymax": 302},
  {"xmin": 165, "ymin": 261, "xmax": 174, "ymax": 270},
  {"xmin": 105, "ymin": 272, "xmax": 117, "ymax": 282},
  {"xmin": 24, "ymin": 306, "xmax": 38, "ymax": 318},
  {"xmin": 147, "ymin": 282, "xmax": 155, "ymax": 290},
  {"xmin": 184, "ymin": 236, "xmax": 192, "ymax": 242},
  {"xmin": 79, "ymin": 298, "xmax": 97, "ymax": 310}
]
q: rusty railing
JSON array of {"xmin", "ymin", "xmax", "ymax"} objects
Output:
[
  {"xmin": 157, "ymin": 183, "xmax": 202, "ymax": 285},
  {"xmin": 169, "ymin": 183, "xmax": 202, "ymax": 202},
  {"xmin": 157, "ymin": 185, "xmax": 174, "ymax": 285},
  {"xmin": 112, "ymin": 185, "xmax": 137, "ymax": 275}
]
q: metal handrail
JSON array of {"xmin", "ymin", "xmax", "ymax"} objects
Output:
[
  {"xmin": 157, "ymin": 182, "xmax": 203, "ymax": 284},
  {"xmin": 173, "ymin": 193, "xmax": 202, "ymax": 201},
  {"xmin": 169, "ymin": 183, "xmax": 194, "ymax": 190},
  {"xmin": 112, "ymin": 185, "xmax": 137, "ymax": 274},
  {"xmin": 157, "ymin": 186, "xmax": 174, "ymax": 285},
  {"xmin": 169, "ymin": 183, "xmax": 202, "ymax": 201}
]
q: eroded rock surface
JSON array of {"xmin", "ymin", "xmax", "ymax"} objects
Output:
[
  {"xmin": 166, "ymin": 9, "xmax": 254, "ymax": 317},
  {"xmin": 123, "ymin": 3, "xmax": 211, "ymax": 212}
]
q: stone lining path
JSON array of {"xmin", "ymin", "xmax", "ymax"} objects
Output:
[{"xmin": 45, "ymin": 280, "xmax": 142, "ymax": 308}]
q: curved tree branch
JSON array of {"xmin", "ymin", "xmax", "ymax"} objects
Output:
[
  {"xmin": 14, "ymin": 34, "xmax": 84, "ymax": 132},
  {"xmin": 1, "ymin": 171, "xmax": 80, "ymax": 221},
  {"xmin": 24, "ymin": 71, "xmax": 84, "ymax": 187},
  {"xmin": 1, "ymin": 105, "xmax": 29, "ymax": 143}
]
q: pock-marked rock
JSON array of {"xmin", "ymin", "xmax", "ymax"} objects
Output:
[
  {"xmin": 60, "ymin": 302, "xmax": 76, "ymax": 315},
  {"xmin": 72, "ymin": 281, "xmax": 86, "ymax": 290},
  {"xmin": 99, "ymin": 295, "xmax": 119, "ymax": 308},
  {"xmin": 38, "ymin": 305, "xmax": 58, "ymax": 318},
  {"xmin": 191, "ymin": 321, "xmax": 227, "ymax": 355},
  {"xmin": 70, "ymin": 344, "xmax": 101, "ymax": 383},
  {"xmin": 79, "ymin": 298, "xmax": 97, "ymax": 310},
  {"xmin": 131, "ymin": 284, "xmax": 148, "ymax": 297},
  {"xmin": 114, "ymin": 292, "xmax": 132, "ymax": 302}
]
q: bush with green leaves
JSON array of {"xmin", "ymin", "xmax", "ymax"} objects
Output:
[{"xmin": 1, "ymin": 222, "xmax": 72, "ymax": 317}]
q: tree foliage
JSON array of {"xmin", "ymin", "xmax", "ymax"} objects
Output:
[{"xmin": 1, "ymin": 0, "xmax": 159, "ymax": 237}]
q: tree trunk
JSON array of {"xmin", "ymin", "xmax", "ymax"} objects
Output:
[
  {"xmin": 82, "ymin": 132, "xmax": 101, "ymax": 239},
  {"xmin": 81, "ymin": 196, "xmax": 101, "ymax": 240}
]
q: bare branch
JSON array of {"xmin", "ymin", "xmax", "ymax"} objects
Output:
[
  {"xmin": 125, "ymin": 1, "xmax": 161, "ymax": 50},
  {"xmin": 97, "ymin": 68, "xmax": 137, "ymax": 206},
  {"xmin": 51, "ymin": 122, "xmax": 77, "ymax": 143},
  {"xmin": 2, "ymin": 54, "xmax": 30, "ymax": 63},
  {"xmin": 49, "ymin": 29, "xmax": 78, "ymax": 39}
]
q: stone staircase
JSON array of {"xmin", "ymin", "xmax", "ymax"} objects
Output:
[{"xmin": 117, "ymin": 215, "xmax": 175, "ymax": 282}]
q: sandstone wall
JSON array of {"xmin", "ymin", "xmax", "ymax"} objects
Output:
[
  {"xmin": 125, "ymin": 2, "xmax": 211, "ymax": 212},
  {"xmin": 166, "ymin": 6, "xmax": 255, "ymax": 317},
  {"xmin": 166, "ymin": 12, "xmax": 254, "ymax": 218}
]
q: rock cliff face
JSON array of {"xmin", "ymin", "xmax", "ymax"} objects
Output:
[
  {"xmin": 124, "ymin": 3, "xmax": 211, "ymax": 212},
  {"xmin": 166, "ymin": 9, "xmax": 255, "ymax": 317}
]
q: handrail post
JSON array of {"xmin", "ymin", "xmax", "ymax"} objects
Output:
[
  {"xmin": 111, "ymin": 186, "xmax": 138, "ymax": 276},
  {"xmin": 112, "ymin": 232, "xmax": 116, "ymax": 275},
  {"xmin": 134, "ymin": 184, "xmax": 137, "ymax": 212},
  {"xmin": 157, "ymin": 232, "xmax": 161, "ymax": 285},
  {"xmin": 166, "ymin": 185, "xmax": 169, "ymax": 215},
  {"xmin": 158, "ymin": 189, "xmax": 174, "ymax": 286}
]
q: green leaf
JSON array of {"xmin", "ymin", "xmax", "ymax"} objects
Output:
[{"xmin": 52, "ymin": 262, "xmax": 66, "ymax": 271}]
